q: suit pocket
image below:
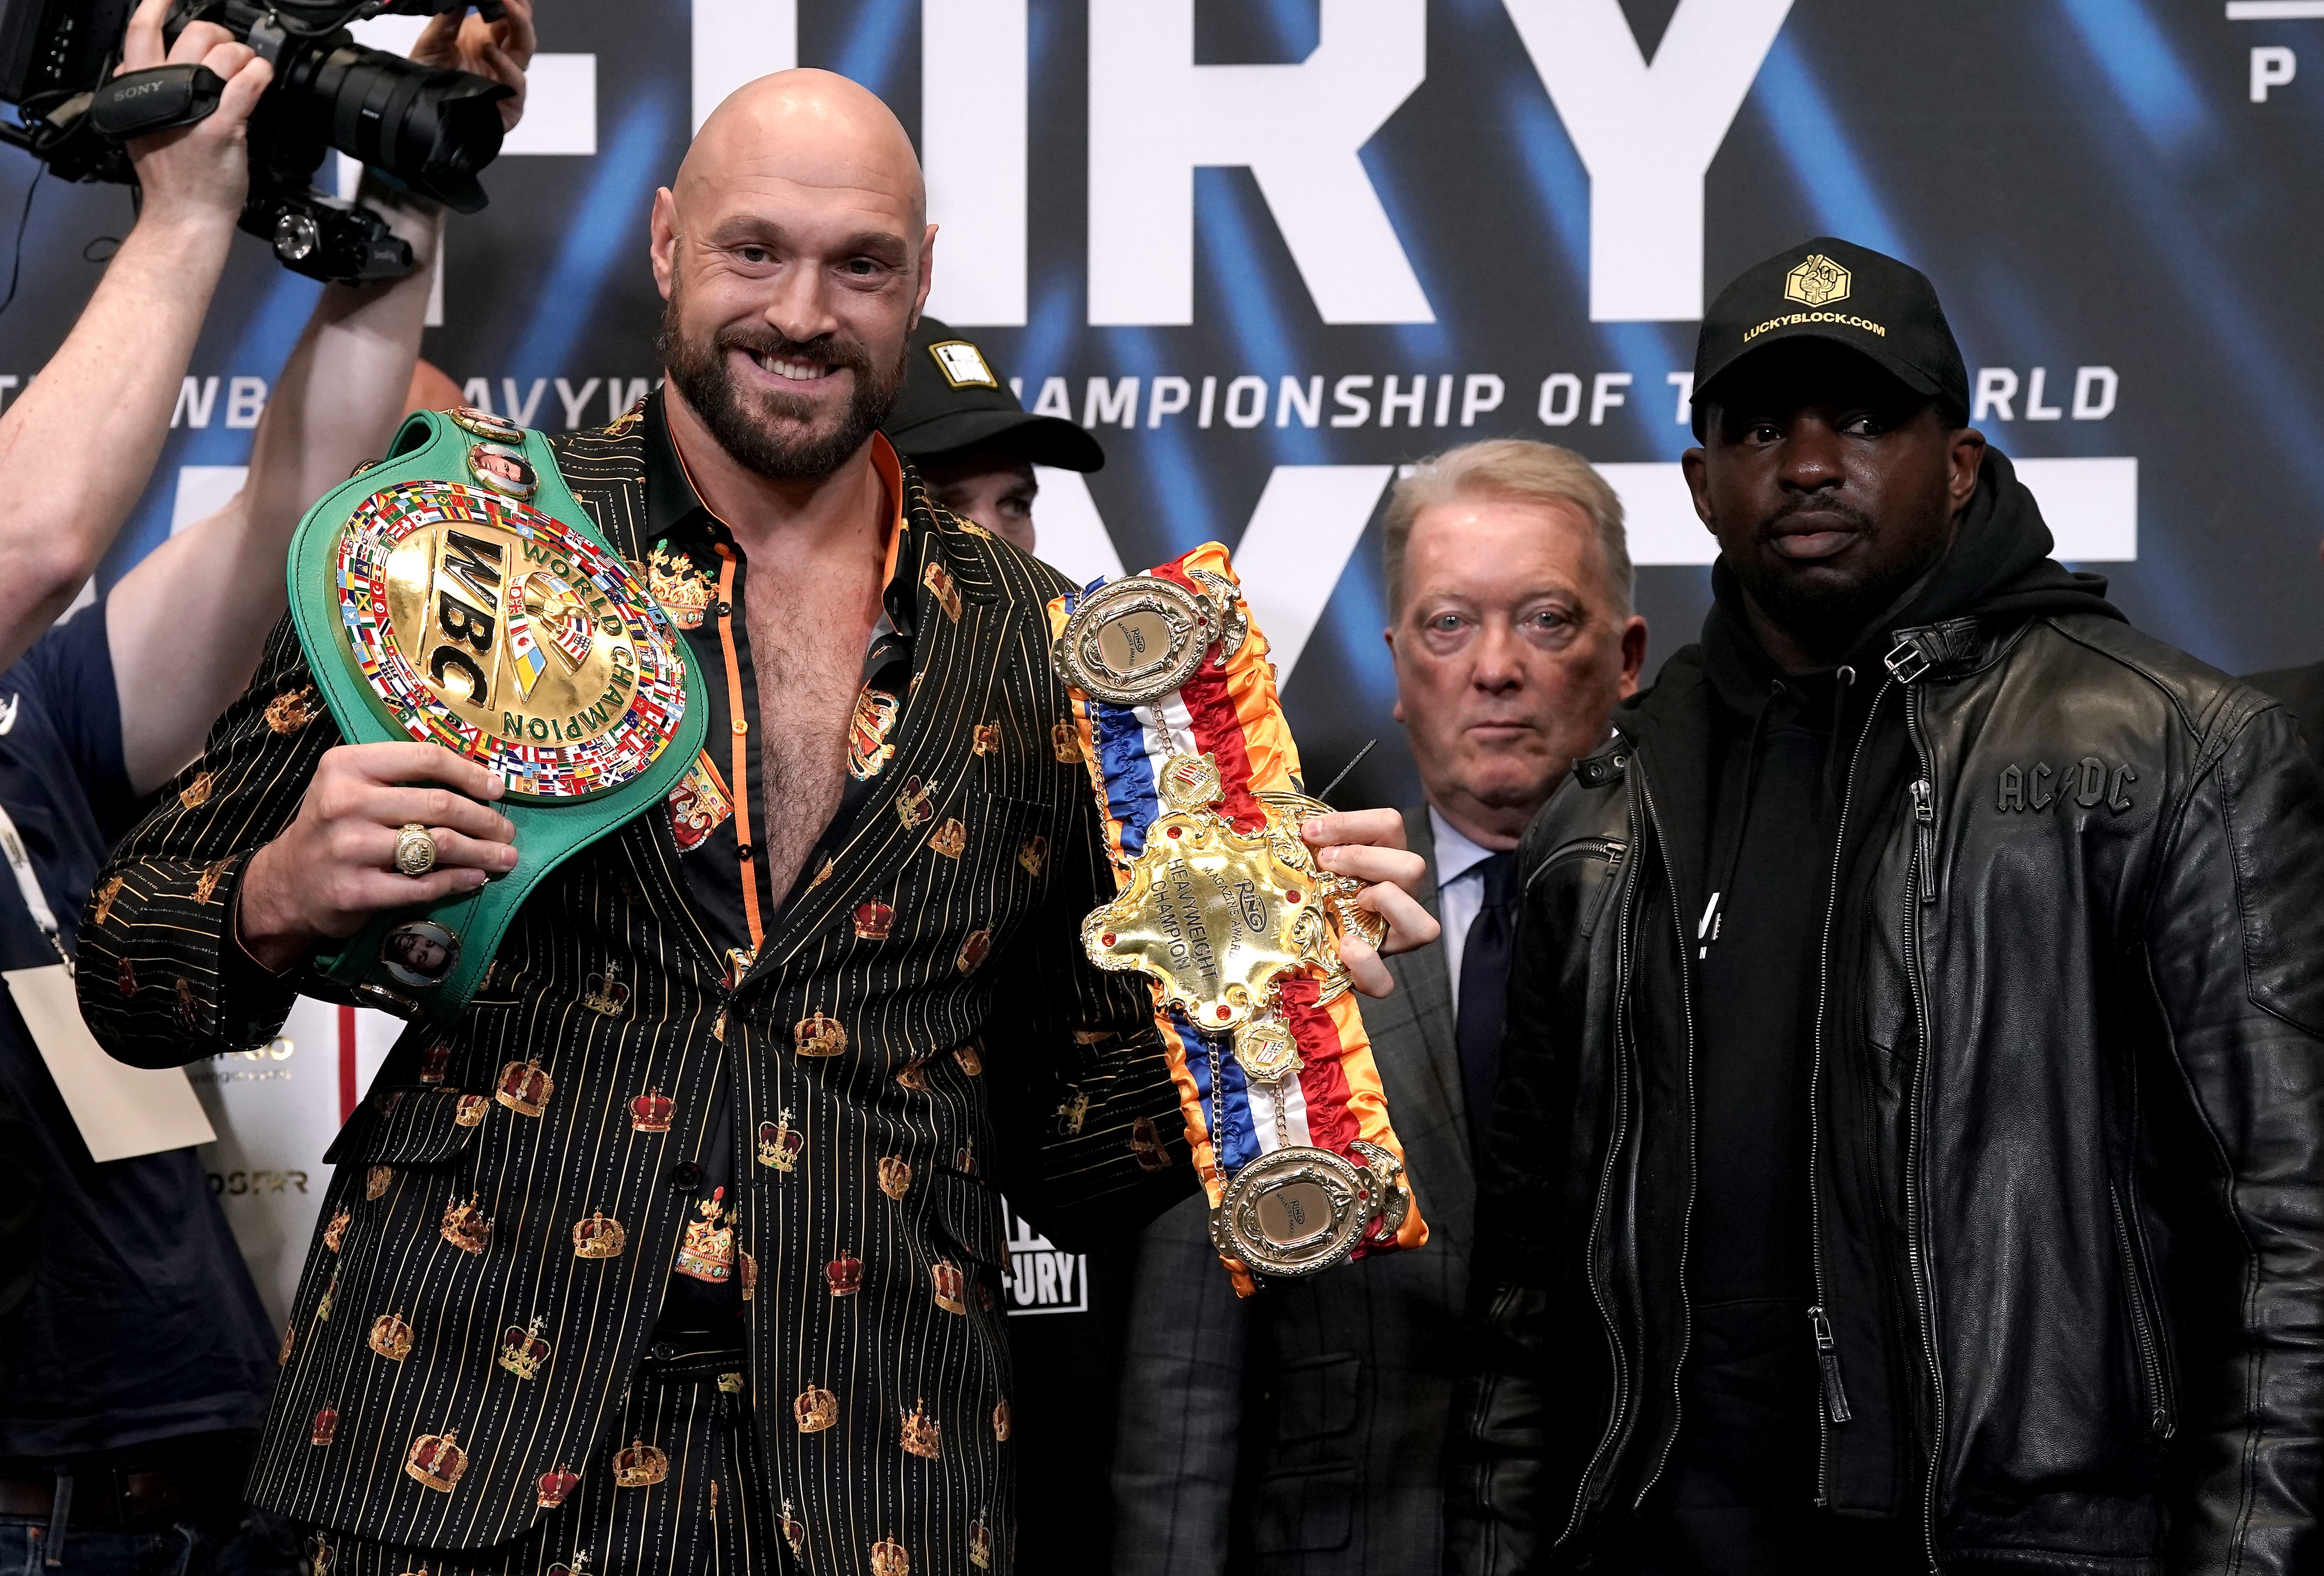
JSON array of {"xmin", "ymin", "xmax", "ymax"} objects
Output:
[
  {"xmin": 1253, "ymin": 1465, "xmax": 1357, "ymax": 1556},
  {"xmin": 1270, "ymin": 1350, "xmax": 1360, "ymax": 1442},
  {"xmin": 322, "ymin": 1085, "xmax": 483, "ymax": 1167}
]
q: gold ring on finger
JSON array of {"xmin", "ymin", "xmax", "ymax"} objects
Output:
[{"xmin": 394, "ymin": 822, "xmax": 439, "ymax": 877}]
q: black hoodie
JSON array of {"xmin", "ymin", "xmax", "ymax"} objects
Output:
[{"xmin": 1632, "ymin": 452, "xmax": 2120, "ymax": 1568}]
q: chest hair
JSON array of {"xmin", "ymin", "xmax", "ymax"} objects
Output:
[{"xmin": 745, "ymin": 575, "xmax": 877, "ymax": 908}]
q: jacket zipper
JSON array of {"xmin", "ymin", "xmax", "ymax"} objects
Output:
[
  {"xmin": 2109, "ymin": 1182, "xmax": 2176, "ymax": 1440},
  {"xmin": 1554, "ymin": 786, "xmax": 1648, "ymax": 1548},
  {"xmin": 1902, "ymin": 683, "xmax": 1947, "ymax": 1576},
  {"xmin": 1910, "ymin": 779, "xmax": 1937, "ymax": 905},
  {"xmin": 1629, "ymin": 768, "xmax": 1702, "ymax": 1511},
  {"xmin": 1808, "ymin": 1305, "xmax": 1853, "ymax": 1421},
  {"xmin": 1807, "ymin": 673, "xmax": 1887, "ymax": 1504}
]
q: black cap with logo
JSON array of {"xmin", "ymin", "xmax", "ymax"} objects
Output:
[
  {"xmin": 882, "ymin": 316, "xmax": 1105, "ymax": 472},
  {"xmin": 1691, "ymin": 236, "xmax": 1969, "ymax": 433}
]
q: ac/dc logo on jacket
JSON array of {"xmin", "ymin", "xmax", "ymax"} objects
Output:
[{"xmin": 1996, "ymin": 754, "xmax": 2137, "ymax": 813}]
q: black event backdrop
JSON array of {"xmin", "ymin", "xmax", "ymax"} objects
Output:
[{"xmin": 1, "ymin": 0, "xmax": 2318, "ymax": 816}]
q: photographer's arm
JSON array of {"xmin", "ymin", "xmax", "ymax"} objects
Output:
[
  {"xmin": 109, "ymin": 184, "xmax": 441, "ymax": 793},
  {"xmin": 0, "ymin": 0, "xmax": 268, "ymax": 675},
  {"xmin": 108, "ymin": 0, "xmax": 535, "ymax": 794}
]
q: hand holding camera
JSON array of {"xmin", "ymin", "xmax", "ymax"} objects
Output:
[
  {"xmin": 409, "ymin": 0, "xmax": 533, "ymax": 133},
  {"xmin": 113, "ymin": 0, "xmax": 272, "ymax": 228},
  {"xmin": 0, "ymin": 0, "xmax": 522, "ymax": 281}
]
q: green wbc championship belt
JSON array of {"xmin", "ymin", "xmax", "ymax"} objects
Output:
[{"xmin": 285, "ymin": 407, "xmax": 707, "ymax": 1021}]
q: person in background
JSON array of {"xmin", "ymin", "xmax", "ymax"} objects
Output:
[
  {"xmin": 880, "ymin": 315, "xmax": 1103, "ymax": 554},
  {"xmin": 0, "ymin": 3, "xmax": 531, "ymax": 1570},
  {"xmin": 1111, "ymin": 439, "xmax": 1645, "ymax": 1575},
  {"xmin": 2244, "ymin": 535, "xmax": 2324, "ymax": 773},
  {"xmin": 1450, "ymin": 237, "xmax": 2324, "ymax": 1575}
]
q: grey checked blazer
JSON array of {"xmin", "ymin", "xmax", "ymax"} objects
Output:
[{"xmin": 1109, "ymin": 807, "xmax": 1475, "ymax": 1574}]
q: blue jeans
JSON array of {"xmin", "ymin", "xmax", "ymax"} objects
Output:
[{"xmin": 0, "ymin": 1512, "xmax": 299, "ymax": 1576}]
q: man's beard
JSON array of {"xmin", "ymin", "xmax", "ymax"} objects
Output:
[
  {"xmin": 658, "ymin": 287, "xmax": 908, "ymax": 482},
  {"xmin": 1735, "ymin": 492, "xmax": 1946, "ymax": 647}
]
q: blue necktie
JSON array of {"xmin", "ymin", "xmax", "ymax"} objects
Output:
[{"xmin": 1457, "ymin": 852, "xmax": 1517, "ymax": 1159}]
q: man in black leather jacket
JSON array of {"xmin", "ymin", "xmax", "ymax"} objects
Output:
[{"xmin": 1447, "ymin": 238, "xmax": 2324, "ymax": 1576}]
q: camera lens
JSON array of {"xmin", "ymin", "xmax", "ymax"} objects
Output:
[{"xmin": 272, "ymin": 43, "xmax": 510, "ymax": 213}]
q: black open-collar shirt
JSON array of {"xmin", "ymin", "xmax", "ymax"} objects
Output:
[{"xmin": 637, "ymin": 393, "xmax": 919, "ymax": 1332}]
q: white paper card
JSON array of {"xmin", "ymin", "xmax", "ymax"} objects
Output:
[{"xmin": 6, "ymin": 963, "xmax": 216, "ymax": 1162}]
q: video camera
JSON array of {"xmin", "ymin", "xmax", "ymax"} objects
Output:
[{"xmin": 0, "ymin": 0, "xmax": 511, "ymax": 282}]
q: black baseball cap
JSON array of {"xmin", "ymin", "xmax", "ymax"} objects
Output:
[
  {"xmin": 882, "ymin": 317, "xmax": 1105, "ymax": 472},
  {"xmin": 1691, "ymin": 237, "xmax": 1969, "ymax": 433}
]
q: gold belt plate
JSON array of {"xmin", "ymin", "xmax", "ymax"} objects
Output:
[{"xmin": 1081, "ymin": 752, "xmax": 1386, "ymax": 1084}]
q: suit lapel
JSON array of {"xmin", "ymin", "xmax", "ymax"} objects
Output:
[{"xmin": 1382, "ymin": 805, "xmax": 1469, "ymax": 1179}]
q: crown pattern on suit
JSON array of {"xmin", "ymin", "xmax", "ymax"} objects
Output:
[
  {"xmin": 536, "ymin": 1462, "xmax": 580, "ymax": 1509},
  {"xmin": 877, "ymin": 1156, "xmax": 912, "ymax": 1200},
  {"xmin": 322, "ymin": 1209, "xmax": 350, "ymax": 1253},
  {"xmin": 498, "ymin": 1315, "xmax": 552, "ymax": 1380},
  {"xmin": 646, "ymin": 542, "xmax": 711, "ymax": 628},
  {"xmin": 673, "ymin": 1186, "xmax": 735, "ymax": 1283},
  {"xmin": 454, "ymin": 1094, "xmax": 488, "ymax": 1126},
  {"xmin": 793, "ymin": 1384, "xmax": 838, "ymax": 1433},
  {"xmin": 970, "ymin": 1519, "xmax": 993, "ymax": 1569},
  {"xmin": 405, "ymin": 1429, "xmax": 467, "ymax": 1492},
  {"xmin": 494, "ymin": 1058, "xmax": 554, "ymax": 1117},
  {"xmin": 871, "ymin": 1537, "xmax": 911, "ymax": 1576},
  {"xmin": 1018, "ymin": 834, "xmax": 1047, "ymax": 877},
  {"xmin": 953, "ymin": 1042, "xmax": 983, "ymax": 1075},
  {"xmin": 899, "ymin": 1398, "xmax": 942, "ymax": 1459},
  {"xmin": 795, "ymin": 1012, "xmax": 847, "ymax": 1057},
  {"xmin": 848, "ymin": 685, "xmax": 898, "ymax": 779},
  {"xmin": 826, "ymin": 1253, "xmax": 863, "ymax": 1296},
  {"xmin": 780, "ymin": 1499, "xmax": 807, "ymax": 1556},
  {"xmin": 314, "ymin": 1274, "xmax": 337, "ymax": 1322},
  {"xmin": 757, "ymin": 1110, "xmax": 803, "ymax": 1171},
  {"xmin": 927, "ymin": 817, "xmax": 967, "ymax": 858},
  {"xmin": 895, "ymin": 774, "xmax": 935, "ymax": 829},
  {"xmin": 956, "ymin": 928, "xmax": 993, "ymax": 974},
  {"xmin": 853, "ymin": 897, "xmax": 894, "ymax": 939},
  {"xmin": 440, "ymin": 1194, "xmax": 492, "ymax": 1254},
  {"xmin": 580, "ymin": 962, "xmax": 629, "ymax": 1017},
  {"xmin": 368, "ymin": 1311, "xmax": 414, "ymax": 1361},
  {"xmin": 1051, "ymin": 716, "xmax": 1082, "ymax": 762},
  {"xmin": 366, "ymin": 1165, "xmax": 393, "ymax": 1200},
  {"xmin": 740, "ymin": 1247, "xmax": 758, "ymax": 1303},
  {"xmin": 992, "ymin": 1398, "xmax": 1011, "ymax": 1442},
  {"xmin": 417, "ymin": 1040, "xmax": 452, "ymax": 1083},
  {"xmin": 310, "ymin": 1405, "xmax": 338, "ymax": 1446},
  {"xmin": 629, "ymin": 1085, "xmax": 672, "ymax": 1133},
  {"xmin": 544, "ymin": 1552, "xmax": 591, "ymax": 1576},
  {"xmin": 611, "ymin": 1439, "xmax": 667, "ymax": 1489},
  {"xmin": 930, "ymin": 1260, "xmax": 967, "ymax": 1315},
  {"xmin": 572, "ymin": 1210, "xmax": 626, "ymax": 1259}
]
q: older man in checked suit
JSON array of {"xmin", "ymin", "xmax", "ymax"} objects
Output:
[{"xmin": 1110, "ymin": 439, "xmax": 1645, "ymax": 1574}]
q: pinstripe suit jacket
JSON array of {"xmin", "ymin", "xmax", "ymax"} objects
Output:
[
  {"xmin": 75, "ymin": 420, "xmax": 1193, "ymax": 1573},
  {"xmin": 1111, "ymin": 807, "xmax": 1475, "ymax": 1574}
]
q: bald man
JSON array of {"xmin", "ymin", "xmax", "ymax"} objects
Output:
[{"xmin": 78, "ymin": 71, "xmax": 1433, "ymax": 1576}]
